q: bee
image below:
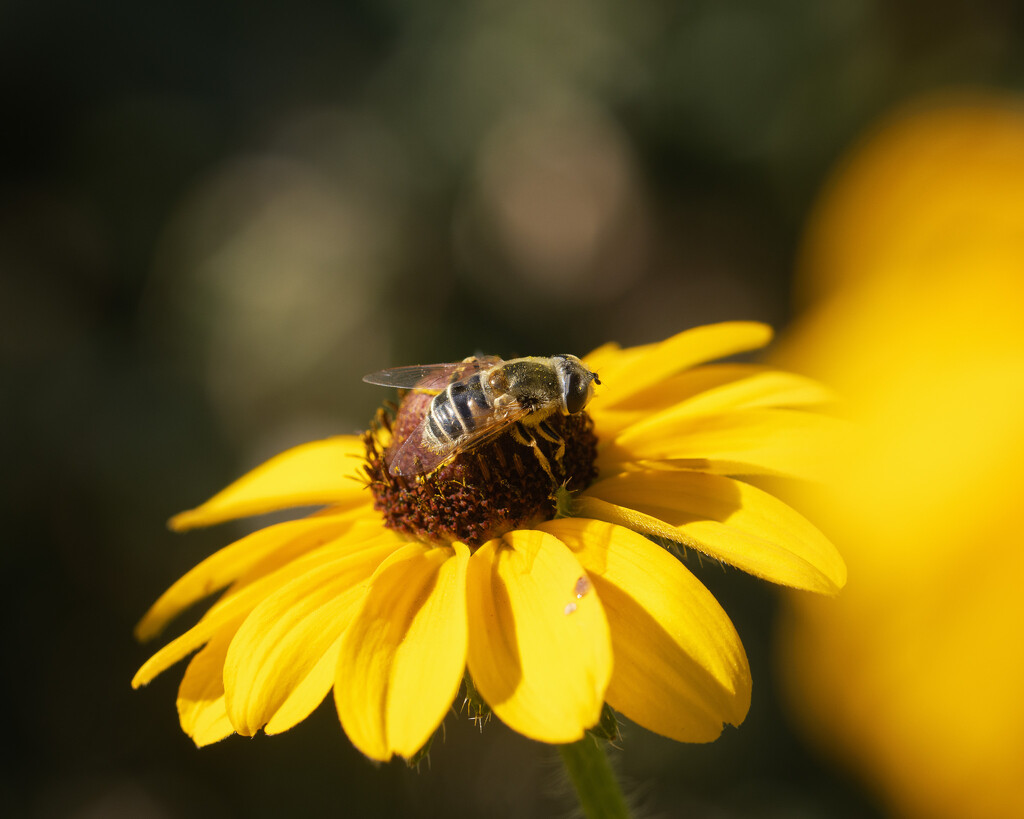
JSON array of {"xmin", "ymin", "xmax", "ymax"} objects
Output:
[{"xmin": 363, "ymin": 354, "xmax": 600, "ymax": 479}]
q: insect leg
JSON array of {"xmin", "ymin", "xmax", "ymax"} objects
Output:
[
  {"xmin": 534, "ymin": 420, "xmax": 566, "ymax": 469},
  {"xmin": 510, "ymin": 423, "xmax": 557, "ymax": 485}
]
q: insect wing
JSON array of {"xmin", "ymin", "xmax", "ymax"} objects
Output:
[
  {"xmin": 362, "ymin": 356, "xmax": 501, "ymax": 392},
  {"xmin": 386, "ymin": 415, "xmax": 453, "ymax": 477},
  {"xmin": 362, "ymin": 363, "xmax": 462, "ymax": 391}
]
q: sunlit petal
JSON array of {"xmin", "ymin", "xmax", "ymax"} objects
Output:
[
  {"xmin": 466, "ymin": 530, "xmax": 612, "ymax": 744},
  {"xmin": 263, "ymin": 633, "xmax": 345, "ymax": 736},
  {"xmin": 599, "ymin": 408, "xmax": 842, "ymax": 482},
  {"xmin": 335, "ymin": 542, "xmax": 470, "ymax": 761},
  {"xmin": 585, "ymin": 322, "xmax": 773, "ymax": 407},
  {"xmin": 132, "ymin": 531, "xmax": 392, "ymax": 689},
  {"xmin": 135, "ymin": 513, "xmax": 365, "ymax": 642},
  {"xmin": 591, "ymin": 365, "xmax": 836, "ymax": 439},
  {"xmin": 176, "ymin": 621, "xmax": 240, "ymax": 748},
  {"xmin": 224, "ymin": 534, "xmax": 400, "ymax": 736},
  {"xmin": 539, "ymin": 518, "xmax": 750, "ymax": 741},
  {"xmin": 169, "ymin": 436, "xmax": 370, "ymax": 531},
  {"xmin": 580, "ymin": 471, "xmax": 845, "ymax": 593}
]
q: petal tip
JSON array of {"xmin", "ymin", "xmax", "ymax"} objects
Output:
[
  {"xmin": 168, "ymin": 509, "xmax": 200, "ymax": 532},
  {"xmin": 133, "ymin": 615, "xmax": 163, "ymax": 644},
  {"xmin": 130, "ymin": 667, "xmax": 150, "ymax": 690}
]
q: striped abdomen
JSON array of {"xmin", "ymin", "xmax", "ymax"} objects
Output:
[{"xmin": 423, "ymin": 374, "xmax": 492, "ymax": 452}]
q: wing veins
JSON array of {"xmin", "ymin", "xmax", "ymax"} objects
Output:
[{"xmin": 363, "ymin": 356, "xmax": 501, "ymax": 391}]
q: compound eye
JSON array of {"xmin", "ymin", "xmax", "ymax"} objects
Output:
[{"xmin": 564, "ymin": 369, "xmax": 594, "ymax": 414}]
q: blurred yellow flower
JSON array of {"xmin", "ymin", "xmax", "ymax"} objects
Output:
[
  {"xmin": 134, "ymin": 323, "xmax": 844, "ymax": 762},
  {"xmin": 774, "ymin": 95, "xmax": 1024, "ymax": 819}
]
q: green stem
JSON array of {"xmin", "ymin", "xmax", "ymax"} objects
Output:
[{"xmin": 559, "ymin": 738, "xmax": 631, "ymax": 819}]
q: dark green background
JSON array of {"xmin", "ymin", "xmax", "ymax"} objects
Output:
[{"xmin": 5, "ymin": 2, "xmax": 1021, "ymax": 816}]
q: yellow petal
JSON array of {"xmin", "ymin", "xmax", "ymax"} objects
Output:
[
  {"xmin": 132, "ymin": 529, "xmax": 397, "ymax": 689},
  {"xmin": 599, "ymin": 408, "xmax": 842, "ymax": 482},
  {"xmin": 539, "ymin": 518, "xmax": 750, "ymax": 742},
  {"xmin": 579, "ymin": 471, "xmax": 846, "ymax": 593},
  {"xmin": 223, "ymin": 536, "xmax": 399, "ymax": 737},
  {"xmin": 177, "ymin": 623, "xmax": 241, "ymax": 747},
  {"xmin": 265, "ymin": 632, "xmax": 346, "ymax": 735},
  {"xmin": 465, "ymin": 530, "xmax": 612, "ymax": 744},
  {"xmin": 585, "ymin": 322, "xmax": 773, "ymax": 408},
  {"xmin": 169, "ymin": 436, "xmax": 370, "ymax": 531},
  {"xmin": 209, "ymin": 519, "xmax": 386, "ymax": 607},
  {"xmin": 591, "ymin": 365, "xmax": 836, "ymax": 439},
  {"xmin": 179, "ymin": 610, "xmax": 361, "ymax": 745},
  {"xmin": 663, "ymin": 368, "xmax": 836, "ymax": 415},
  {"xmin": 135, "ymin": 513, "xmax": 365, "ymax": 642},
  {"xmin": 335, "ymin": 542, "xmax": 470, "ymax": 762}
]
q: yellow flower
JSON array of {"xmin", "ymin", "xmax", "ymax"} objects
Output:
[
  {"xmin": 774, "ymin": 94, "xmax": 1024, "ymax": 819},
  {"xmin": 133, "ymin": 322, "xmax": 845, "ymax": 762}
]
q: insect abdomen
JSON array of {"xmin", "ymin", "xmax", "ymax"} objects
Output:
[{"xmin": 424, "ymin": 374, "xmax": 490, "ymax": 450}]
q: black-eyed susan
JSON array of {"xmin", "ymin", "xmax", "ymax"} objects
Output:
[
  {"xmin": 133, "ymin": 321, "xmax": 845, "ymax": 767},
  {"xmin": 776, "ymin": 95, "xmax": 1024, "ymax": 819}
]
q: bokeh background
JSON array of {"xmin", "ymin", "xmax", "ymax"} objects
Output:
[{"xmin": 6, "ymin": 2, "xmax": 1024, "ymax": 817}]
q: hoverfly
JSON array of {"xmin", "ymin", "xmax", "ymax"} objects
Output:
[{"xmin": 363, "ymin": 354, "xmax": 600, "ymax": 479}]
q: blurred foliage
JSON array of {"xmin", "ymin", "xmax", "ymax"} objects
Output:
[{"xmin": 3, "ymin": 1, "xmax": 1024, "ymax": 817}]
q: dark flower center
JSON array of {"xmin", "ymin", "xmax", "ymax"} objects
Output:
[{"xmin": 364, "ymin": 391, "xmax": 598, "ymax": 549}]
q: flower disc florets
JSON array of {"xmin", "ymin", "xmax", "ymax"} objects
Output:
[{"xmin": 364, "ymin": 392, "xmax": 598, "ymax": 549}]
